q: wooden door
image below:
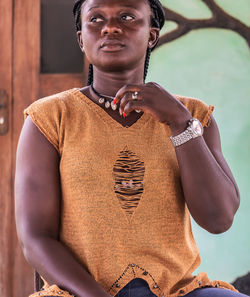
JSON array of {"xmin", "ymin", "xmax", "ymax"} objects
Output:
[{"xmin": 0, "ymin": 0, "xmax": 86, "ymax": 296}]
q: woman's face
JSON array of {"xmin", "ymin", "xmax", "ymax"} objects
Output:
[{"xmin": 77, "ymin": 0, "xmax": 159, "ymax": 72}]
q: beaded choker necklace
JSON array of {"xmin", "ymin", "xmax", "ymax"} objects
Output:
[{"xmin": 91, "ymin": 84, "xmax": 118, "ymax": 111}]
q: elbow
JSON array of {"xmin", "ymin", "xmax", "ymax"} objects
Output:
[
  {"xmin": 18, "ymin": 235, "xmax": 37, "ymax": 266},
  {"xmin": 205, "ymin": 206, "xmax": 237, "ymax": 234},
  {"xmin": 18, "ymin": 232, "xmax": 47, "ymax": 267},
  {"xmin": 195, "ymin": 211, "xmax": 234, "ymax": 234},
  {"xmin": 206, "ymin": 189, "xmax": 240, "ymax": 234},
  {"xmin": 22, "ymin": 243, "xmax": 34, "ymax": 265},
  {"xmin": 207, "ymin": 217, "xmax": 233, "ymax": 234}
]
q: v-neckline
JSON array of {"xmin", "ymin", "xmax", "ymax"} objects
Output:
[{"xmin": 73, "ymin": 88, "xmax": 150, "ymax": 130}]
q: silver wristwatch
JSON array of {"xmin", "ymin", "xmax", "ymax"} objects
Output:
[{"xmin": 170, "ymin": 118, "xmax": 203, "ymax": 147}]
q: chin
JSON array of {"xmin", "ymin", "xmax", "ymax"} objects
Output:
[
  {"xmin": 100, "ymin": 63, "xmax": 132, "ymax": 73},
  {"xmin": 95, "ymin": 55, "xmax": 144, "ymax": 73}
]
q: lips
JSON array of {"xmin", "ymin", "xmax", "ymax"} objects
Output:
[{"xmin": 100, "ymin": 40, "xmax": 125, "ymax": 51}]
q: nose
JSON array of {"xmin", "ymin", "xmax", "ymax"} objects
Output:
[{"xmin": 101, "ymin": 18, "xmax": 122, "ymax": 36}]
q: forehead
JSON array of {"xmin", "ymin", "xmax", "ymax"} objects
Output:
[{"xmin": 82, "ymin": 0, "xmax": 151, "ymax": 14}]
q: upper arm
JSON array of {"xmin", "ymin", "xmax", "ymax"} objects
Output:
[
  {"xmin": 15, "ymin": 116, "xmax": 61, "ymax": 248},
  {"xmin": 203, "ymin": 115, "xmax": 240, "ymax": 199}
]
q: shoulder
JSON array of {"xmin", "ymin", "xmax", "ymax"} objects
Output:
[
  {"xmin": 174, "ymin": 94, "xmax": 215, "ymax": 127},
  {"xmin": 22, "ymin": 89, "xmax": 80, "ymax": 154}
]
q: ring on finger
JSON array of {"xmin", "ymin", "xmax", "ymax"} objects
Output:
[
  {"xmin": 132, "ymin": 91, "xmax": 139, "ymax": 100},
  {"xmin": 131, "ymin": 92, "xmax": 141, "ymax": 113}
]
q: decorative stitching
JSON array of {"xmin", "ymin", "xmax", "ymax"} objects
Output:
[
  {"xmin": 109, "ymin": 265, "xmax": 131, "ymax": 291},
  {"xmin": 108, "ymin": 264, "xmax": 162, "ymax": 294},
  {"xmin": 131, "ymin": 265, "xmax": 136, "ymax": 278}
]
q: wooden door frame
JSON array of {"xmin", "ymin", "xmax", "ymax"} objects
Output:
[{"xmin": 0, "ymin": 0, "xmax": 13, "ymax": 296}]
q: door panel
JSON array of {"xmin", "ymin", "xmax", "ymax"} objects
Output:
[
  {"xmin": 41, "ymin": 0, "xmax": 83, "ymax": 73},
  {"xmin": 40, "ymin": 73, "xmax": 83, "ymax": 97},
  {"xmin": 39, "ymin": 0, "xmax": 87, "ymax": 97}
]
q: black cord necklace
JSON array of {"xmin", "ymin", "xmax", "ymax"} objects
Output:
[
  {"xmin": 91, "ymin": 84, "xmax": 118, "ymax": 111},
  {"xmin": 91, "ymin": 84, "xmax": 142, "ymax": 114}
]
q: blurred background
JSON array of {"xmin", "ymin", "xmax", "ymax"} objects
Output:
[{"xmin": 0, "ymin": 0, "xmax": 249, "ymax": 296}]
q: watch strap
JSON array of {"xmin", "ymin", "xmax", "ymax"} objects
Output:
[{"xmin": 170, "ymin": 127, "xmax": 193, "ymax": 147}]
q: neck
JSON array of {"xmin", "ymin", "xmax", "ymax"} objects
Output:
[{"xmin": 91, "ymin": 65, "xmax": 145, "ymax": 97}]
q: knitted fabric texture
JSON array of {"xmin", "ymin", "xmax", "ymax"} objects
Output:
[{"xmin": 24, "ymin": 89, "xmax": 237, "ymax": 297}]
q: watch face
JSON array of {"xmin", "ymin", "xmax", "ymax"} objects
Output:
[{"xmin": 191, "ymin": 119, "xmax": 203, "ymax": 136}]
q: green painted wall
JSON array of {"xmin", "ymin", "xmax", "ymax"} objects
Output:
[{"xmin": 147, "ymin": 0, "xmax": 250, "ymax": 283}]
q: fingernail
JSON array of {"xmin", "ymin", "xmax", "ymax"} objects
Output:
[
  {"xmin": 113, "ymin": 98, "xmax": 117, "ymax": 104},
  {"xmin": 123, "ymin": 112, "xmax": 126, "ymax": 118}
]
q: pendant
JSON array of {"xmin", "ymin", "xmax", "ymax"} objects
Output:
[
  {"xmin": 99, "ymin": 97, "xmax": 105, "ymax": 104},
  {"xmin": 111, "ymin": 101, "xmax": 117, "ymax": 111},
  {"xmin": 105, "ymin": 101, "xmax": 111, "ymax": 109}
]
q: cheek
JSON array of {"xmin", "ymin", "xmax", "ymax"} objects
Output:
[
  {"xmin": 129, "ymin": 31, "xmax": 150, "ymax": 54},
  {"xmin": 81, "ymin": 24, "xmax": 99, "ymax": 46},
  {"xmin": 128, "ymin": 20, "xmax": 151, "ymax": 43}
]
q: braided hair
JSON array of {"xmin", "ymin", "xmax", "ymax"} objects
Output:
[{"xmin": 73, "ymin": 0, "xmax": 165, "ymax": 85}]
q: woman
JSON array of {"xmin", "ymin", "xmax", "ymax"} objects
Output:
[{"xmin": 15, "ymin": 0, "xmax": 245, "ymax": 297}]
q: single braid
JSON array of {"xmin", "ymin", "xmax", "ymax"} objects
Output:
[
  {"xmin": 73, "ymin": 0, "xmax": 165, "ymax": 84},
  {"xmin": 87, "ymin": 64, "xmax": 93, "ymax": 86},
  {"xmin": 148, "ymin": 0, "xmax": 165, "ymax": 33},
  {"xmin": 144, "ymin": 48, "xmax": 152, "ymax": 82},
  {"xmin": 73, "ymin": 0, "xmax": 83, "ymax": 32}
]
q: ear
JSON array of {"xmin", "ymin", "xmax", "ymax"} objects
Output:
[
  {"xmin": 148, "ymin": 27, "xmax": 160, "ymax": 49},
  {"xmin": 77, "ymin": 31, "xmax": 85, "ymax": 52}
]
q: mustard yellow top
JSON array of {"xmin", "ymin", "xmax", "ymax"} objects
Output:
[{"xmin": 24, "ymin": 89, "xmax": 236, "ymax": 297}]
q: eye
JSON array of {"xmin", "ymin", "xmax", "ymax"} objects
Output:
[
  {"xmin": 121, "ymin": 14, "xmax": 134, "ymax": 21},
  {"xmin": 90, "ymin": 16, "xmax": 103, "ymax": 23}
]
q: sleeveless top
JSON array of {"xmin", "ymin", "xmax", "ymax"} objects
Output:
[{"xmin": 24, "ymin": 89, "xmax": 237, "ymax": 297}]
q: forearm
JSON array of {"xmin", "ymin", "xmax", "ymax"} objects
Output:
[{"xmin": 22, "ymin": 236, "xmax": 111, "ymax": 297}]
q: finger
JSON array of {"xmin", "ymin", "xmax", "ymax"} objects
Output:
[
  {"xmin": 123, "ymin": 100, "xmax": 147, "ymax": 117},
  {"xmin": 119, "ymin": 92, "xmax": 143, "ymax": 114},
  {"xmin": 119, "ymin": 93, "xmax": 132, "ymax": 112},
  {"xmin": 114, "ymin": 84, "xmax": 142, "ymax": 104},
  {"xmin": 119, "ymin": 92, "xmax": 144, "ymax": 116}
]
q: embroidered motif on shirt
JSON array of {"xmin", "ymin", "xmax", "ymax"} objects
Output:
[{"xmin": 113, "ymin": 146, "xmax": 145, "ymax": 217}]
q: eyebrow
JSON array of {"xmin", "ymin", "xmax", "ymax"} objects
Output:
[
  {"xmin": 88, "ymin": 6, "xmax": 100, "ymax": 12},
  {"xmin": 87, "ymin": 4, "xmax": 138, "ymax": 13}
]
